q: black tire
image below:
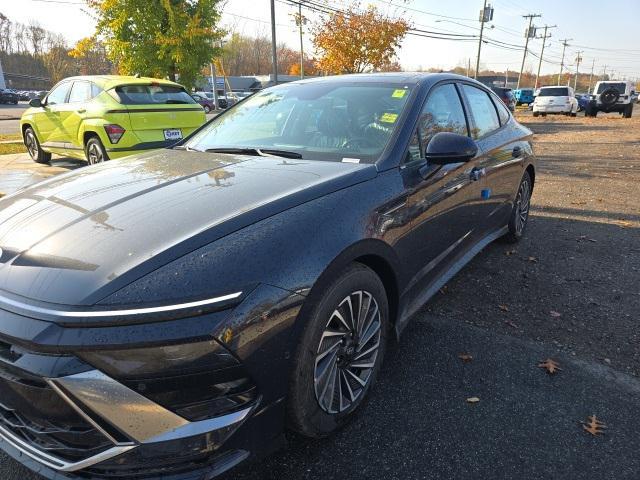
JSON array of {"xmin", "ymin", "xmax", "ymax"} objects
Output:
[
  {"xmin": 570, "ymin": 111, "xmax": 577, "ymax": 117},
  {"xmin": 533, "ymin": 111, "xmax": 540, "ymax": 117},
  {"xmin": 623, "ymin": 103, "xmax": 633, "ymax": 118},
  {"xmin": 502, "ymin": 171, "xmax": 532, "ymax": 244},
  {"xmin": 288, "ymin": 263, "xmax": 389, "ymax": 438},
  {"xmin": 541, "ymin": 113, "xmax": 547, "ymax": 117},
  {"xmin": 23, "ymin": 127, "xmax": 51, "ymax": 164},
  {"xmin": 203, "ymin": 105, "xmax": 211, "ymax": 113},
  {"xmin": 84, "ymin": 136, "xmax": 109, "ymax": 165}
]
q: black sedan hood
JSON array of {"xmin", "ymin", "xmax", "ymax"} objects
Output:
[{"xmin": 0, "ymin": 149, "xmax": 375, "ymax": 305}]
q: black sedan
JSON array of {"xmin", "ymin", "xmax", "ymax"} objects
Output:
[
  {"xmin": 0, "ymin": 89, "xmax": 19, "ymax": 104},
  {"xmin": 0, "ymin": 73, "xmax": 535, "ymax": 479}
]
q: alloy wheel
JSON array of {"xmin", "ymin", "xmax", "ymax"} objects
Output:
[
  {"xmin": 25, "ymin": 131, "xmax": 38, "ymax": 160},
  {"xmin": 514, "ymin": 178, "xmax": 531, "ymax": 234},
  {"xmin": 87, "ymin": 143, "xmax": 104, "ymax": 165},
  {"xmin": 314, "ymin": 290, "xmax": 382, "ymax": 414}
]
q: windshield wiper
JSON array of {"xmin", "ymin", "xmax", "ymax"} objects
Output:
[{"xmin": 205, "ymin": 147, "xmax": 302, "ymax": 159}]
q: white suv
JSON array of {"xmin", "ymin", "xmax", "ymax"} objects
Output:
[
  {"xmin": 586, "ymin": 80, "xmax": 636, "ymax": 118},
  {"xmin": 532, "ymin": 86, "xmax": 579, "ymax": 117}
]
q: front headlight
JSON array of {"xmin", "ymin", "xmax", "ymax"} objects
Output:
[{"xmin": 80, "ymin": 338, "xmax": 258, "ymax": 422}]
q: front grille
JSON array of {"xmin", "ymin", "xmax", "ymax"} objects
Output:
[{"xmin": 0, "ymin": 356, "xmax": 112, "ymax": 463}]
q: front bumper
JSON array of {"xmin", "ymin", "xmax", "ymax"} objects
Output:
[{"xmin": 0, "ymin": 284, "xmax": 305, "ymax": 478}]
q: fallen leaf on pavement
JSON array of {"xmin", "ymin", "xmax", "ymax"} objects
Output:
[
  {"xmin": 528, "ymin": 256, "xmax": 538, "ymax": 263},
  {"xmin": 538, "ymin": 358, "xmax": 562, "ymax": 374},
  {"xmin": 615, "ymin": 220, "xmax": 633, "ymax": 228},
  {"xmin": 466, "ymin": 397, "xmax": 480, "ymax": 403},
  {"xmin": 498, "ymin": 304, "xmax": 509, "ymax": 312},
  {"xmin": 505, "ymin": 249, "xmax": 517, "ymax": 256},
  {"xmin": 550, "ymin": 310, "xmax": 561, "ymax": 318},
  {"xmin": 505, "ymin": 320, "xmax": 518, "ymax": 328},
  {"xmin": 458, "ymin": 353, "xmax": 473, "ymax": 362},
  {"xmin": 582, "ymin": 415, "xmax": 606, "ymax": 436}
]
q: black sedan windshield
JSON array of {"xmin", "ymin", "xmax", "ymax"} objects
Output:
[{"xmin": 184, "ymin": 82, "xmax": 413, "ymax": 162}]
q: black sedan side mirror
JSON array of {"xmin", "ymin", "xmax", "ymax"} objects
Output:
[
  {"xmin": 29, "ymin": 98, "xmax": 42, "ymax": 108},
  {"xmin": 425, "ymin": 132, "xmax": 478, "ymax": 165}
]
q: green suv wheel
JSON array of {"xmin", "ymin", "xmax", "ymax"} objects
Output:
[{"xmin": 24, "ymin": 127, "xmax": 51, "ymax": 164}]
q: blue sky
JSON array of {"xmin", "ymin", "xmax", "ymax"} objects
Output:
[{"xmin": 5, "ymin": 0, "xmax": 640, "ymax": 80}]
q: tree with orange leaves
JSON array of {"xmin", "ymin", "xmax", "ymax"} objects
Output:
[{"xmin": 311, "ymin": 3, "xmax": 409, "ymax": 75}]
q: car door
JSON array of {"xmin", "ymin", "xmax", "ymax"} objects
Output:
[
  {"xmin": 399, "ymin": 82, "xmax": 486, "ymax": 314},
  {"xmin": 37, "ymin": 81, "xmax": 72, "ymax": 148},
  {"xmin": 460, "ymin": 83, "xmax": 526, "ymax": 233},
  {"xmin": 61, "ymin": 80, "xmax": 92, "ymax": 150}
]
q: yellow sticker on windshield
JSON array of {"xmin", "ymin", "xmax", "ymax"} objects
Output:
[
  {"xmin": 392, "ymin": 89, "xmax": 407, "ymax": 98},
  {"xmin": 380, "ymin": 113, "xmax": 398, "ymax": 123}
]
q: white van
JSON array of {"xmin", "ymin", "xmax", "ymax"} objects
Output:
[{"xmin": 532, "ymin": 86, "xmax": 579, "ymax": 117}]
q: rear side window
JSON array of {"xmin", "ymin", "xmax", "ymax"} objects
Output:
[
  {"xmin": 461, "ymin": 85, "xmax": 500, "ymax": 139},
  {"xmin": 46, "ymin": 82, "xmax": 71, "ymax": 105},
  {"xmin": 538, "ymin": 87, "xmax": 569, "ymax": 97},
  {"xmin": 111, "ymin": 85, "xmax": 197, "ymax": 105},
  {"xmin": 91, "ymin": 83, "xmax": 103, "ymax": 98},
  {"xmin": 491, "ymin": 94, "xmax": 511, "ymax": 125},
  {"xmin": 68, "ymin": 81, "xmax": 92, "ymax": 103}
]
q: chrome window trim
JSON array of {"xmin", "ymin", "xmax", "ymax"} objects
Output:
[{"xmin": 0, "ymin": 291, "xmax": 242, "ymax": 318}]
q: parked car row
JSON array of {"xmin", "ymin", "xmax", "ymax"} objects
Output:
[
  {"xmin": 8, "ymin": 72, "xmax": 536, "ymax": 480},
  {"xmin": 532, "ymin": 81, "xmax": 636, "ymax": 118},
  {"xmin": 0, "ymin": 88, "xmax": 47, "ymax": 103}
]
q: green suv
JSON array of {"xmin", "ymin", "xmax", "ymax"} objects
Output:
[{"xmin": 21, "ymin": 75, "xmax": 206, "ymax": 164}]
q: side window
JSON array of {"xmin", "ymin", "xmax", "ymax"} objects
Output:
[
  {"xmin": 491, "ymin": 94, "xmax": 511, "ymax": 126},
  {"xmin": 461, "ymin": 85, "xmax": 500, "ymax": 139},
  {"xmin": 46, "ymin": 82, "xmax": 71, "ymax": 105},
  {"xmin": 91, "ymin": 83, "xmax": 103, "ymax": 98},
  {"xmin": 68, "ymin": 81, "xmax": 92, "ymax": 103},
  {"xmin": 418, "ymin": 83, "xmax": 468, "ymax": 149}
]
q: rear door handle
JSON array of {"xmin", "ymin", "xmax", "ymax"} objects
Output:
[
  {"xmin": 512, "ymin": 146, "xmax": 522, "ymax": 158},
  {"xmin": 76, "ymin": 108, "xmax": 86, "ymax": 114}
]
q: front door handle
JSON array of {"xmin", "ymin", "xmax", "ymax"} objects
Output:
[
  {"xmin": 512, "ymin": 146, "xmax": 522, "ymax": 158},
  {"xmin": 76, "ymin": 108, "xmax": 86, "ymax": 114},
  {"xmin": 470, "ymin": 167, "xmax": 485, "ymax": 181}
]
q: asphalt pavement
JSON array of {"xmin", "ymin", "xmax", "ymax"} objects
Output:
[{"xmin": 0, "ymin": 112, "xmax": 638, "ymax": 479}]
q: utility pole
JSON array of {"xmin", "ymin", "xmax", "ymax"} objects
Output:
[
  {"xmin": 602, "ymin": 65, "xmax": 607, "ymax": 80},
  {"xmin": 466, "ymin": 58, "xmax": 471, "ymax": 77},
  {"xmin": 534, "ymin": 24, "xmax": 556, "ymax": 89},
  {"xmin": 270, "ymin": 0, "xmax": 278, "ymax": 85},
  {"xmin": 587, "ymin": 58, "xmax": 595, "ymax": 92},
  {"xmin": 209, "ymin": 62, "xmax": 218, "ymax": 110},
  {"xmin": 293, "ymin": 2, "xmax": 307, "ymax": 79},
  {"xmin": 517, "ymin": 14, "xmax": 541, "ymax": 89},
  {"xmin": 557, "ymin": 38, "xmax": 572, "ymax": 85},
  {"xmin": 573, "ymin": 51, "xmax": 583, "ymax": 91},
  {"xmin": 475, "ymin": 0, "xmax": 493, "ymax": 79},
  {"xmin": 505, "ymin": 67, "xmax": 508, "ymax": 87}
]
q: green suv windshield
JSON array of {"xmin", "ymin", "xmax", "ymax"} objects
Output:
[{"xmin": 184, "ymin": 82, "xmax": 413, "ymax": 163}]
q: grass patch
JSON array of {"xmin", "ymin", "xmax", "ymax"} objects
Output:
[
  {"xmin": 0, "ymin": 143, "xmax": 26, "ymax": 155},
  {"xmin": 0, "ymin": 133, "xmax": 22, "ymax": 142}
]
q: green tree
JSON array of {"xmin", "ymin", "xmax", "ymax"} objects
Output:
[{"xmin": 88, "ymin": 0, "xmax": 224, "ymax": 88}]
